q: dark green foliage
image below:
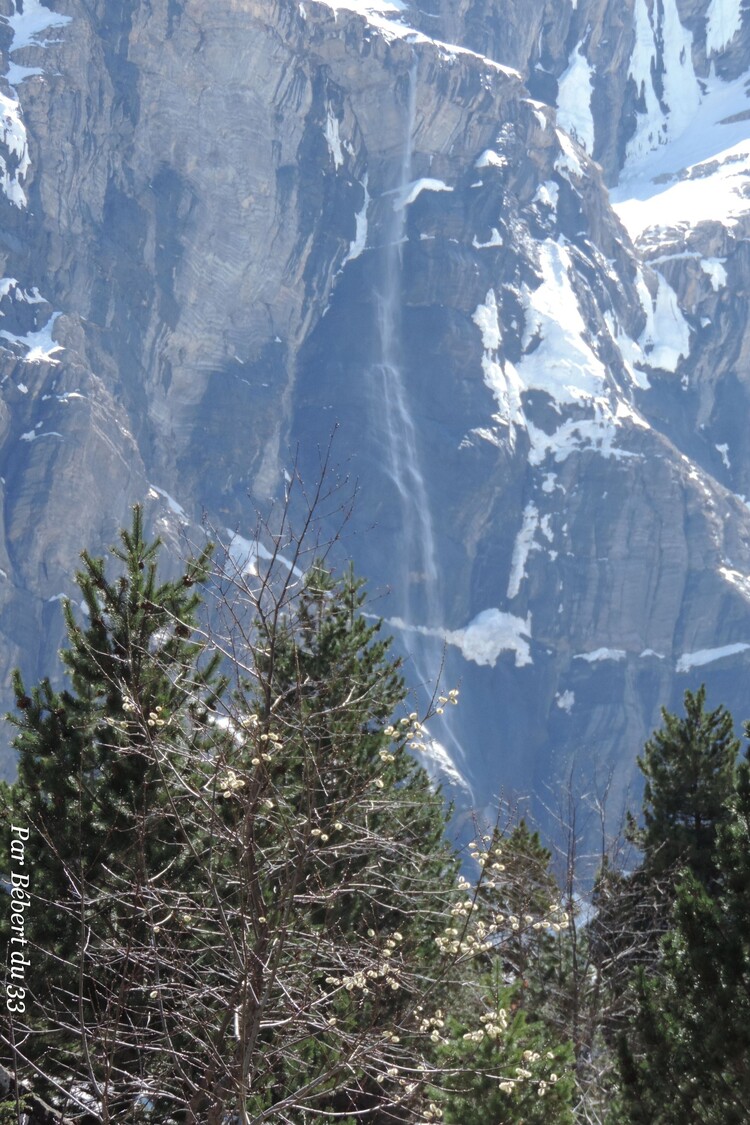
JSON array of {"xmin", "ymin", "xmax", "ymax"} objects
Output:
[
  {"xmin": 629, "ymin": 685, "xmax": 739, "ymax": 887},
  {"xmin": 434, "ymin": 976, "xmax": 575, "ymax": 1125},
  {"xmin": 615, "ymin": 692, "xmax": 750, "ymax": 1123},
  {"xmin": 0, "ymin": 507, "xmax": 223, "ymax": 1113}
]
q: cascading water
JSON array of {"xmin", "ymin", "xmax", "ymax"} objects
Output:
[{"xmin": 369, "ymin": 62, "xmax": 466, "ymax": 772}]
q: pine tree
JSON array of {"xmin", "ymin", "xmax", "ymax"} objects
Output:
[
  {"xmin": 615, "ymin": 695, "xmax": 750, "ymax": 1123},
  {"xmin": 629, "ymin": 685, "xmax": 739, "ymax": 887},
  {"xmin": 0, "ymin": 507, "xmax": 223, "ymax": 1113},
  {"xmin": 618, "ymin": 756, "xmax": 750, "ymax": 1123}
]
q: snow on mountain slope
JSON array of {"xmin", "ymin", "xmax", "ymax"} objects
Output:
[{"xmin": 612, "ymin": 71, "xmax": 750, "ymax": 244}]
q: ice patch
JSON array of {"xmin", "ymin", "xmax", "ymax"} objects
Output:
[
  {"xmin": 705, "ymin": 0, "xmax": 743, "ymax": 55},
  {"xmin": 700, "ymin": 258, "xmax": 728, "ymax": 290},
  {"xmin": 574, "ymin": 648, "xmax": 627, "ymax": 662},
  {"xmin": 507, "ymin": 502, "xmax": 539, "ymax": 599},
  {"xmin": 556, "ymin": 43, "xmax": 595, "ymax": 154},
  {"xmin": 676, "ymin": 642, "xmax": 750, "ymax": 671}
]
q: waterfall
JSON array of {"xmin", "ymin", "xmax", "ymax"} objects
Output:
[{"xmin": 370, "ymin": 63, "xmax": 464, "ymax": 766}]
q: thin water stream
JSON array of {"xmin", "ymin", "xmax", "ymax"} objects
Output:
[{"xmin": 369, "ymin": 63, "xmax": 465, "ymax": 769}]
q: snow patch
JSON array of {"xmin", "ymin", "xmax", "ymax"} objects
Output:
[
  {"xmin": 472, "ymin": 289, "xmax": 525, "ymax": 445},
  {"xmin": 420, "ymin": 737, "xmax": 472, "ymax": 792},
  {"xmin": 20, "ymin": 429, "xmax": 62, "ymax": 441},
  {"xmin": 613, "ymin": 71, "xmax": 750, "ymax": 240},
  {"xmin": 677, "ymin": 642, "xmax": 750, "ymax": 671},
  {"xmin": 635, "ymin": 271, "xmax": 690, "ymax": 372},
  {"xmin": 603, "ymin": 311, "xmax": 651, "ymax": 389},
  {"xmin": 343, "ymin": 174, "xmax": 369, "ymax": 265},
  {"xmin": 519, "ymin": 240, "xmax": 609, "ymax": 406},
  {"xmin": 533, "ymin": 181, "xmax": 559, "ymax": 213},
  {"xmin": 476, "ymin": 149, "xmax": 508, "ymax": 170},
  {"xmin": 716, "ymin": 442, "xmax": 731, "ymax": 469},
  {"xmin": 700, "ymin": 257, "xmax": 728, "ymax": 290},
  {"xmin": 719, "ymin": 566, "xmax": 750, "ymax": 601},
  {"xmin": 507, "ymin": 502, "xmax": 539, "ymax": 599},
  {"xmin": 705, "ymin": 0, "xmax": 743, "ymax": 55},
  {"xmin": 390, "ymin": 610, "xmax": 533, "ymax": 668},
  {"xmin": 148, "ymin": 485, "xmax": 188, "ymax": 521},
  {"xmin": 316, "ymin": 0, "xmax": 522, "ymax": 79},
  {"xmin": 396, "ymin": 178, "xmax": 453, "ymax": 209},
  {"xmin": 4, "ymin": 0, "xmax": 72, "ymax": 86},
  {"xmin": 625, "ymin": 0, "xmax": 700, "ymax": 165},
  {"xmin": 225, "ymin": 531, "xmax": 304, "ymax": 582},
  {"xmin": 472, "ymin": 228, "xmax": 503, "ymax": 250},
  {"xmin": 556, "ymin": 43, "xmax": 595, "ymax": 153},
  {"xmin": 447, "ymin": 609, "xmax": 532, "ymax": 668},
  {"xmin": 554, "ymin": 130, "xmax": 585, "ymax": 180},
  {"xmin": 555, "ymin": 690, "xmax": 575, "ymax": 713},
  {"xmin": 0, "ymin": 312, "xmax": 63, "ymax": 362},
  {"xmin": 324, "ymin": 108, "xmax": 344, "ymax": 170},
  {"xmin": 574, "ymin": 648, "xmax": 627, "ymax": 663},
  {"xmin": 0, "ymin": 91, "xmax": 29, "ymax": 206}
]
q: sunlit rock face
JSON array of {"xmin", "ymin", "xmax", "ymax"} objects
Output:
[{"xmin": 2, "ymin": 0, "xmax": 750, "ymax": 839}]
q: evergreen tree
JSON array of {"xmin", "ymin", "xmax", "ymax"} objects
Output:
[
  {"xmin": 618, "ymin": 756, "xmax": 750, "ymax": 1123},
  {"xmin": 629, "ymin": 685, "xmax": 739, "ymax": 887},
  {"xmin": 1, "ymin": 506, "xmax": 223, "ymax": 1114},
  {"xmin": 614, "ymin": 693, "xmax": 749, "ymax": 1123}
]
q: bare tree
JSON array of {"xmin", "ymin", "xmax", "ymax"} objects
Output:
[{"xmin": 2, "ymin": 469, "xmax": 571, "ymax": 1124}]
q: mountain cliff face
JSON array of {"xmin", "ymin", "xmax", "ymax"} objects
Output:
[{"xmin": 2, "ymin": 0, "xmax": 750, "ymax": 833}]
